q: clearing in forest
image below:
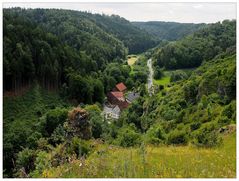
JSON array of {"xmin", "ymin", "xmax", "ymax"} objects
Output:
[{"xmin": 127, "ymin": 55, "xmax": 138, "ymax": 66}]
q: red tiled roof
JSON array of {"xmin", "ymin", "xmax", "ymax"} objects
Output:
[
  {"xmin": 111, "ymin": 91, "xmax": 124, "ymax": 98},
  {"xmin": 115, "ymin": 82, "xmax": 127, "ymax": 92}
]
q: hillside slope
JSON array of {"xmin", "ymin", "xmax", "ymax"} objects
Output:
[
  {"xmin": 29, "ymin": 132, "xmax": 236, "ymax": 178},
  {"xmin": 120, "ymin": 53, "xmax": 236, "ymax": 147},
  {"xmin": 152, "ymin": 20, "xmax": 236, "ymax": 69},
  {"xmin": 132, "ymin": 21, "xmax": 205, "ymax": 41}
]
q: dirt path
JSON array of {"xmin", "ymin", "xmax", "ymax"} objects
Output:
[{"xmin": 147, "ymin": 58, "xmax": 154, "ymax": 96}]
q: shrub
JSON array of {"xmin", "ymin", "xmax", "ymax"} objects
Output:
[
  {"xmin": 170, "ymin": 70, "xmax": 188, "ymax": 82},
  {"xmin": 159, "ymin": 85, "xmax": 164, "ymax": 90},
  {"xmin": 154, "ymin": 66, "xmax": 164, "ymax": 79},
  {"xmin": 190, "ymin": 122, "xmax": 201, "ymax": 131},
  {"xmin": 218, "ymin": 116, "xmax": 231, "ymax": 126},
  {"xmin": 33, "ymin": 151, "xmax": 51, "ymax": 175},
  {"xmin": 145, "ymin": 124, "xmax": 165, "ymax": 144},
  {"xmin": 27, "ymin": 132, "xmax": 42, "ymax": 148},
  {"xmin": 222, "ymin": 100, "xmax": 236, "ymax": 120},
  {"xmin": 67, "ymin": 137, "xmax": 91, "ymax": 158},
  {"xmin": 115, "ymin": 125, "xmax": 141, "ymax": 147},
  {"xmin": 49, "ymin": 125, "xmax": 66, "ymax": 145},
  {"xmin": 85, "ymin": 105, "xmax": 103, "ymax": 139},
  {"xmin": 192, "ymin": 122, "xmax": 222, "ymax": 147},
  {"xmin": 45, "ymin": 108, "xmax": 68, "ymax": 135},
  {"xmin": 16, "ymin": 148, "xmax": 35, "ymax": 175},
  {"xmin": 167, "ymin": 129, "xmax": 188, "ymax": 145}
]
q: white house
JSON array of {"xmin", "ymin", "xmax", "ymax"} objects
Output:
[{"xmin": 103, "ymin": 105, "xmax": 121, "ymax": 119}]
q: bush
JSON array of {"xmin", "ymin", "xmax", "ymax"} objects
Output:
[
  {"xmin": 222, "ymin": 100, "xmax": 236, "ymax": 120},
  {"xmin": 192, "ymin": 122, "xmax": 222, "ymax": 147},
  {"xmin": 145, "ymin": 124, "xmax": 165, "ymax": 144},
  {"xmin": 167, "ymin": 129, "xmax": 188, "ymax": 145},
  {"xmin": 49, "ymin": 125, "xmax": 66, "ymax": 145},
  {"xmin": 159, "ymin": 85, "xmax": 164, "ymax": 90},
  {"xmin": 45, "ymin": 108, "xmax": 68, "ymax": 135},
  {"xmin": 170, "ymin": 70, "xmax": 188, "ymax": 82},
  {"xmin": 115, "ymin": 125, "xmax": 141, "ymax": 147},
  {"xmin": 154, "ymin": 66, "xmax": 164, "ymax": 79},
  {"xmin": 190, "ymin": 122, "xmax": 201, "ymax": 131},
  {"xmin": 218, "ymin": 116, "xmax": 231, "ymax": 127},
  {"xmin": 33, "ymin": 151, "xmax": 51, "ymax": 175},
  {"xmin": 16, "ymin": 148, "xmax": 35, "ymax": 175},
  {"xmin": 84, "ymin": 105, "xmax": 103, "ymax": 139},
  {"xmin": 27, "ymin": 132, "xmax": 42, "ymax": 148},
  {"xmin": 67, "ymin": 137, "xmax": 91, "ymax": 158}
]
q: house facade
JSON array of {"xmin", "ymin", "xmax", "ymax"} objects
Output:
[
  {"xmin": 103, "ymin": 105, "xmax": 121, "ymax": 119},
  {"xmin": 107, "ymin": 91, "xmax": 129, "ymax": 110}
]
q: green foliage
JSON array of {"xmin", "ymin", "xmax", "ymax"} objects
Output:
[
  {"xmin": 27, "ymin": 132, "xmax": 42, "ymax": 148},
  {"xmin": 49, "ymin": 125, "xmax": 66, "ymax": 146},
  {"xmin": 45, "ymin": 107, "xmax": 68, "ymax": 135},
  {"xmin": 85, "ymin": 104, "xmax": 103, "ymax": 139},
  {"xmin": 192, "ymin": 123, "xmax": 222, "ymax": 147},
  {"xmin": 170, "ymin": 70, "xmax": 188, "ymax": 82},
  {"xmin": 34, "ymin": 151, "xmax": 51, "ymax": 175},
  {"xmin": 16, "ymin": 148, "xmax": 35, "ymax": 175},
  {"xmin": 153, "ymin": 20, "xmax": 236, "ymax": 69},
  {"xmin": 154, "ymin": 66, "xmax": 164, "ymax": 79},
  {"xmin": 115, "ymin": 125, "xmax": 142, "ymax": 147},
  {"xmin": 167, "ymin": 129, "xmax": 188, "ymax": 145},
  {"xmin": 133, "ymin": 21, "xmax": 204, "ymax": 41},
  {"xmin": 145, "ymin": 124, "xmax": 165, "ymax": 144},
  {"xmin": 3, "ymin": 85, "xmax": 68, "ymax": 176},
  {"xmin": 221, "ymin": 100, "xmax": 236, "ymax": 121},
  {"xmin": 68, "ymin": 137, "xmax": 91, "ymax": 158}
]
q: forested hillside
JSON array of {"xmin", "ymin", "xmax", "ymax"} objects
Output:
[
  {"xmin": 132, "ymin": 21, "xmax": 205, "ymax": 41},
  {"xmin": 152, "ymin": 20, "xmax": 236, "ymax": 69},
  {"xmin": 3, "ymin": 8, "xmax": 155, "ymax": 101}
]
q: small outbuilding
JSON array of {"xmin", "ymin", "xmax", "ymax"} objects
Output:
[
  {"xmin": 103, "ymin": 105, "xmax": 121, "ymax": 119},
  {"xmin": 126, "ymin": 92, "xmax": 140, "ymax": 103}
]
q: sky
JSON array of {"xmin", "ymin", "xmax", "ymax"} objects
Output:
[{"xmin": 3, "ymin": 2, "xmax": 236, "ymax": 23}]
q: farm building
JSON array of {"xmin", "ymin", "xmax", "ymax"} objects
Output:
[
  {"xmin": 103, "ymin": 105, "xmax": 121, "ymax": 119},
  {"xmin": 126, "ymin": 92, "xmax": 140, "ymax": 103},
  {"xmin": 113, "ymin": 82, "xmax": 127, "ymax": 92}
]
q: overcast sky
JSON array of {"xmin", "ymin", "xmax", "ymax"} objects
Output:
[{"xmin": 3, "ymin": 2, "xmax": 236, "ymax": 23}]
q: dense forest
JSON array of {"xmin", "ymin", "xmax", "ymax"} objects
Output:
[
  {"xmin": 152, "ymin": 20, "xmax": 236, "ymax": 69},
  {"xmin": 132, "ymin": 21, "xmax": 205, "ymax": 41},
  {"xmin": 3, "ymin": 8, "xmax": 153, "ymax": 101},
  {"xmin": 3, "ymin": 7, "xmax": 236, "ymax": 178}
]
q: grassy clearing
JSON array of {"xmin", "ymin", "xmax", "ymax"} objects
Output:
[
  {"xmin": 41, "ymin": 132, "xmax": 236, "ymax": 178},
  {"xmin": 153, "ymin": 76, "xmax": 170, "ymax": 86},
  {"xmin": 153, "ymin": 68, "xmax": 195, "ymax": 86},
  {"xmin": 127, "ymin": 55, "xmax": 138, "ymax": 66}
]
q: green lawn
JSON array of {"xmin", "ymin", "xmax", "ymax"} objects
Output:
[{"xmin": 40, "ymin": 132, "xmax": 236, "ymax": 178}]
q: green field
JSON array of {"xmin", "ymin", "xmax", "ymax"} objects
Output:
[
  {"xmin": 153, "ymin": 68, "xmax": 195, "ymax": 86},
  {"xmin": 39, "ymin": 132, "xmax": 236, "ymax": 178},
  {"xmin": 127, "ymin": 55, "xmax": 138, "ymax": 66},
  {"xmin": 153, "ymin": 76, "xmax": 170, "ymax": 86}
]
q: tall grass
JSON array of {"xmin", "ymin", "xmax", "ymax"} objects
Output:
[{"xmin": 39, "ymin": 132, "xmax": 236, "ymax": 178}]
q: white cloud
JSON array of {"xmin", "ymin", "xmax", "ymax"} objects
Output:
[{"xmin": 193, "ymin": 4, "xmax": 203, "ymax": 9}]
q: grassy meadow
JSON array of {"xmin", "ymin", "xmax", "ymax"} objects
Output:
[
  {"xmin": 38, "ymin": 132, "xmax": 236, "ymax": 178},
  {"xmin": 127, "ymin": 55, "xmax": 138, "ymax": 66}
]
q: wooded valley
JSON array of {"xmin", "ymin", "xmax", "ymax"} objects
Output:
[{"xmin": 3, "ymin": 7, "xmax": 236, "ymax": 178}]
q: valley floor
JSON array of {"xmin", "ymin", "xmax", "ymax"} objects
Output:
[{"xmin": 39, "ymin": 132, "xmax": 236, "ymax": 178}]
